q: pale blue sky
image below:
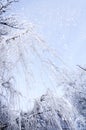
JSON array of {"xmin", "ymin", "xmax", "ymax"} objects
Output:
[
  {"xmin": 12, "ymin": 0, "xmax": 86, "ymax": 67},
  {"xmin": 10, "ymin": 0, "xmax": 86, "ymax": 110}
]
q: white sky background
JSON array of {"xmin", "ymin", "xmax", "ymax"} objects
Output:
[{"xmin": 10, "ymin": 0, "xmax": 86, "ymax": 111}]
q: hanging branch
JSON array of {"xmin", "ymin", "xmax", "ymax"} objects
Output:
[
  {"xmin": 77, "ymin": 65, "xmax": 86, "ymax": 71},
  {"xmin": 0, "ymin": 0, "xmax": 18, "ymax": 15},
  {"xmin": 0, "ymin": 0, "xmax": 19, "ymax": 36}
]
